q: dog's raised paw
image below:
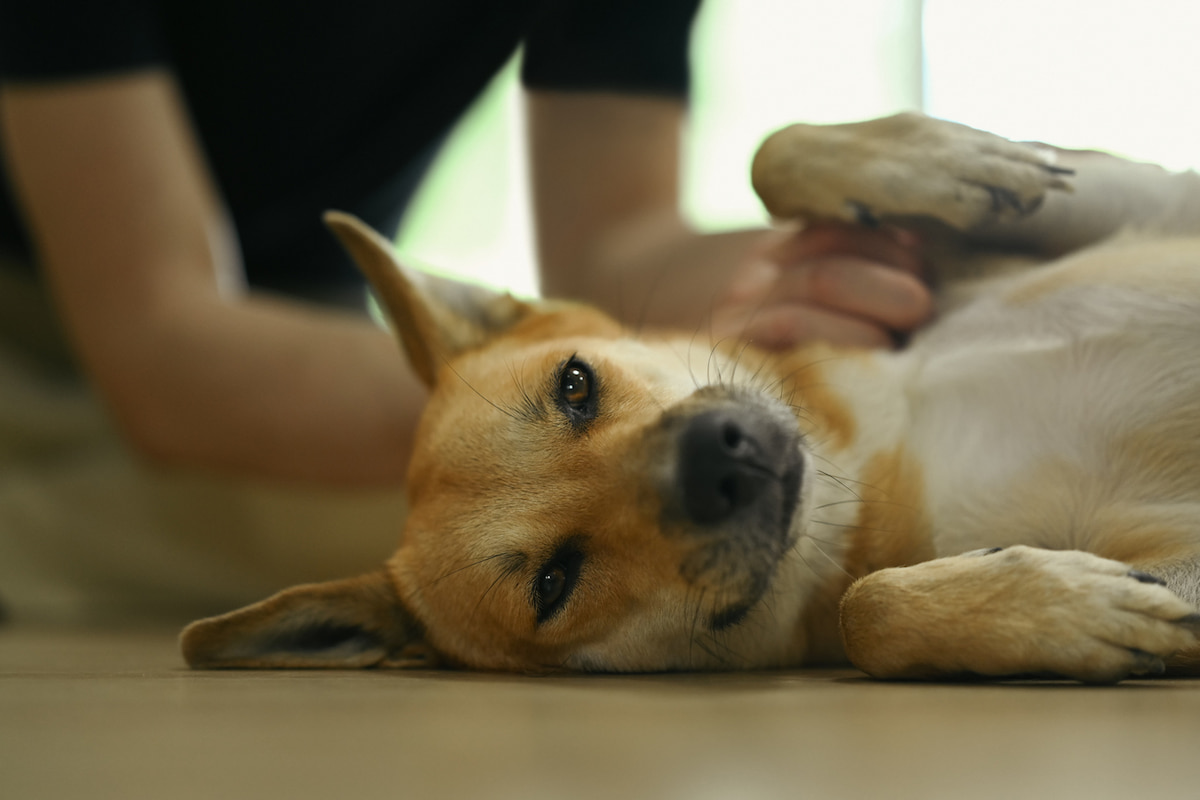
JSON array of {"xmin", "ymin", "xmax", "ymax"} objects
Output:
[{"xmin": 752, "ymin": 112, "xmax": 1074, "ymax": 230}]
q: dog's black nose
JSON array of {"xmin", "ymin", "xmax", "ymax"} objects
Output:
[{"xmin": 679, "ymin": 410, "xmax": 779, "ymax": 525}]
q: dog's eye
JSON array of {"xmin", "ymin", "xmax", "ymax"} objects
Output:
[
  {"xmin": 556, "ymin": 358, "xmax": 597, "ymax": 424},
  {"xmin": 532, "ymin": 539, "xmax": 585, "ymax": 625},
  {"xmin": 537, "ymin": 567, "xmax": 567, "ymax": 612}
]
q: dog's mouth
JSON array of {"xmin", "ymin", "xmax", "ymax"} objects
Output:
[
  {"xmin": 705, "ymin": 459, "xmax": 805, "ymax": 632},
  {"xmin": 664, "ymin": 401, "xmax": 807, "ymax": 632}
]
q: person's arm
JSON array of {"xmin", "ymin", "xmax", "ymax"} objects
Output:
[
  {"xmin": 1, "ymin": 71, "xmax": 424, "ymax": 486},
  {"xmin": 527, "ymin": 90, "xmax": 932, "ymax": 349}
]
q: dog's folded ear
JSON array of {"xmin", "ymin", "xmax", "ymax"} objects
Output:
[
  {"xmin": 324, "ymin": 210, "xmax": 534, "ymax": 387},
  {"xmin": 179, "ymin": 569, "xmax": 436, "ymax": 669}
]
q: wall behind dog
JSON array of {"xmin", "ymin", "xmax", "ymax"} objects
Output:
[{"xmin": 394, "ymin": 0, "xmax": 1200, "ymax": 298}]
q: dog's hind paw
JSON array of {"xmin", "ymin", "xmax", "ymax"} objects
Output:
[{"xmin": 752, "ymin": 112, "xmax": 1073, "ymax": 231}]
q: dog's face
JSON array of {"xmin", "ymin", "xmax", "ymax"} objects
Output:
[
  {"xmin": 181, "ymin": 214, "xmax": 819, "ymax": 672},
  {"xmin": 396, "ymin": 322, "xmax": 812, "ymax": 671}
]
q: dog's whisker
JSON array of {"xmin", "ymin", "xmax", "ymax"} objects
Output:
[
  {"xmin": 813, "ymin": 498, "xmax": 910, "ymax": 513},
  {"xmin": 441, "ymin": 359, "xmax": 526, "ymax": 423},
  {"xmin": 811, "ymin": 518, "xmax": 899, "ymax": 536},
  {"xmin": 472, "ymin": 568, "xmax": 517, "ymax": 618},
  {"xmin": 507, "ymin": 359, "xmax": 546, "ymax": 422},
  {"xmin": 683, "ymin": 327, "xmax": 705, "ymax": 390},
  {"xmin": 789, "ymin": 547, "xmax": 820, "ymax": 579},
  {"xmin": 802, "ymin": 532, "xmax": 849, "ymax": 549},
  {"xmin": 687, "ymin": 585, "xmax": 708, "ymax": 668},
  {"xmin": 692, "ymin": 605, "xmax": 743, "ymax": 666},
  {"xmin": 813, "ymin": 468, "xmax": 885, "ymax": 504},
  {"xmin": 798, "ymin": 535, "xmax": 856, "ymax": 580},
  {"xmin": 760, "ymin": 360, "xmax": 834, "ymax": 398},
  {"xmin": 812, "ymin": 498, "xmax": 869, "ymax": 511},
  {"xmin": 698, "ymin": 630, "xmax": 741, "ymax": 662},
  {"xmin": 815, "ymin": 477, "xmax": 866, "ymax": 507},
  {"xmin": 744, "ymin": 351, "xmax": 774, "ymax": 389},
  {"xmin": 430, "ymin": 551, "xmax": 525, "ymax": 587},
  {"xmin": 728, "ymin": 337, "xmax": 757, "ymax": 386},
  {"xmin": 814, "ymin": 468, "xmax": 887, "ymax": 491},
  {"xmin": 706, "ymin": 342, "xmax": 721, "ymax": 386},
  {"xmin": 691, "ymin": 637, "xmax": 730, "ymax": 668}
]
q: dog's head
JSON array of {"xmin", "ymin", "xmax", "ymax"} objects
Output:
[{"xmin": 181, "ymin": 213, "xmax": 826, "ymax": 672}]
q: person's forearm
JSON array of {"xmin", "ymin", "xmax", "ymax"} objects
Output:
[
  {"xmin": 100, "ymin": 293, "xmax": 425, "ymax": 487},
  {"xmin": 528, "ymin": 91, "xmax": 782, "ymax": 332},
  {"xmin": 3, "ymin": 74, "xmax": 423, "ymax": 487}
]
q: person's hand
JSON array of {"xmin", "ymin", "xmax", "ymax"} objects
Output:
[{"xmin": 711, "ymin": 221, "xmax": 933, "ymax": 349}]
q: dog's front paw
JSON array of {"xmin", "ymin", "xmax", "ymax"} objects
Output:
[
  {"xmin": 752, "ymin": 112, "xmax": 1073, "ymax": 230},
  {"xmin": 840, "ymin": 546, "xmax": 1199, "ymax": 683}
]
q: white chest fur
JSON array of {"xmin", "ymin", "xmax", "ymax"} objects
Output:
[{"xmin": 895, "ymin": 238, "xmax": 1200, "ymax": 556}]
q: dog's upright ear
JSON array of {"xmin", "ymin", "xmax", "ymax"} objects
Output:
[
  {"xmin": 324, "ymin": 210, "xmax": 534, "ymax": 387},
  {"xmin": 179, "ymin": 569, "xmax": 436, "ymax": 669}
]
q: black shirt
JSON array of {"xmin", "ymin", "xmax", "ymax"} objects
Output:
[{"xmin": 0, "ymin": 0, "xmax": 699, "ymax": 295}]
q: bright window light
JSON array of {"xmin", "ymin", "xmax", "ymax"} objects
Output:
[{"xmin": 924, "ymin": 0, "xmax": 1200, "ymax": 171}]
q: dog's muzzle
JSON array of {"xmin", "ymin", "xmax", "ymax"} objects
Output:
[{"xmin": 659, "ymin": 400, "xmax": 805, "ymax": 629}]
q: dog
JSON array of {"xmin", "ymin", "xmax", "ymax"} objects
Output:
[{"xmin": 181, "ymin": 113, "xmax": 1200, "ymax": 683}]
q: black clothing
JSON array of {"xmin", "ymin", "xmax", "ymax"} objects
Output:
[{"xmin": 0, "ymin": 0, "xmax": 699, "ymax": 295}]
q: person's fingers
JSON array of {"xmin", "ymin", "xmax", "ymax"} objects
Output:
[
  {"xmin": 713, "ymin": 301, "xmax": 894, "ymax": 351},
  {"xmin": 712, "ymin": 222, "xmax": 933, "ymax": 351},
  {"xmin": 771, "ymin": 222, "xmax": 926, "ymax": 278},
  {"xmin": 771, "ymin": 255, "xmax": 934, "ymax": 331}
]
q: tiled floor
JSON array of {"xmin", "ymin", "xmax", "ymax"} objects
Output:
[{"xmin": 2, "ymin": 626, "xmax": 1198, "ymax": 799}]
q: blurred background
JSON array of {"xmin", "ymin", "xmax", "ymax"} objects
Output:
[{"xmin": 395, "ymin": 0, "xmax": 1200, "ymax": 296}]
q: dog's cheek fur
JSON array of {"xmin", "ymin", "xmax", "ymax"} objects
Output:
[{"xmin": 390, "ymin": 417, "xmax": 681, "ymax": 670}]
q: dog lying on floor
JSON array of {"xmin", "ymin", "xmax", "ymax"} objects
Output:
[{"xmin": 182, "ymin": 113, "xmax": 1200, "ymax": 683}]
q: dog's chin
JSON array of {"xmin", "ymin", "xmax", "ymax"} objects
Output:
[{"xmin": 705, "ymin": 449, "xmax": 809, "ymax": 633}]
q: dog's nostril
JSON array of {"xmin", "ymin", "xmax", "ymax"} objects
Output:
[
  {"xmin": 722, "ymin": 421, "xmax": 744, "ymax": 451},
  {"xmin": 717, "ymin": 472, "xmax": 760, "ymax": 513},
  {"xmin": 719, "ymin": 475, "xmax": 739, "ymax": 503},
  {"xmin": 679, "ymin": 411, "xmax": 772, "ymax": 526}
]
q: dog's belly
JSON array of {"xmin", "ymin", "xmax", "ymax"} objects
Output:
[{"xmin": 901, "ymin": 241, "xmax": 1200, "ymax": 556}]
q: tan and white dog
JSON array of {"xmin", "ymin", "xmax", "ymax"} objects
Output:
[{"xmin": 182, "ymin": 114, "xmax": 1200, "ymax": 683}]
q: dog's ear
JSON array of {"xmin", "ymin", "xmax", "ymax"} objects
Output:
[
  {"xmin": 179, "ymin": 569, "xmax": 437, "ymax": 669},
  {"xmin": 324, "ymin": 210, "xmax": 533, "ymax": 387}
]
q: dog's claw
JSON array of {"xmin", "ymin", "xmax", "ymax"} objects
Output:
[
  {"xmin": 981, "ymin": 184, "xmax": 1041, "ymax": 217},
  {"xmin": 1175, "ymin": 613, "xmax": 1200, "ymax": 635},
  {"xmin": 847, "ymin": 200, "xmax": 880, "ymax": 227},
  {"xmin": 963, "ymin": 546, "xmax": 1005, "ymax": 557},
  {"xmin": 1129, "ymin": 649, "xmax": 1167, "ymax": 676},
  {"xmin": 1128, "ymin": 570, "xmax": 1167, "ymax": 586}
]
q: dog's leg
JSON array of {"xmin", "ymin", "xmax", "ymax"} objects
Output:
[
  {"xmin": 969, "ymin": 149, "xmax": 1200, "ymax": 255},
  {"xmin": 838, "ymin": 545, "xmax": 1200, "ymax": 683},
  {"xmin": 751, "ymin": 113, "xmax": 1073, "ymax": 293},
  {"xmin": 752, "ymin": 112, "xmax": 1073, "ymax": 231},
  {"xmin": 752, "ymin": 113, "xmax": 1200, "ymax": 268}
]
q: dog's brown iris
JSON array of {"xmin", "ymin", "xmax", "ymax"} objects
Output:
[{"xmin": 561, "ymin": 366, "xmax": 591, "ymax": 408}]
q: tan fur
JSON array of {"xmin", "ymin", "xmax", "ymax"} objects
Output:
[{"xmin": 182, "ymin": 115, "xmax": 1200, "ymax": 683}]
